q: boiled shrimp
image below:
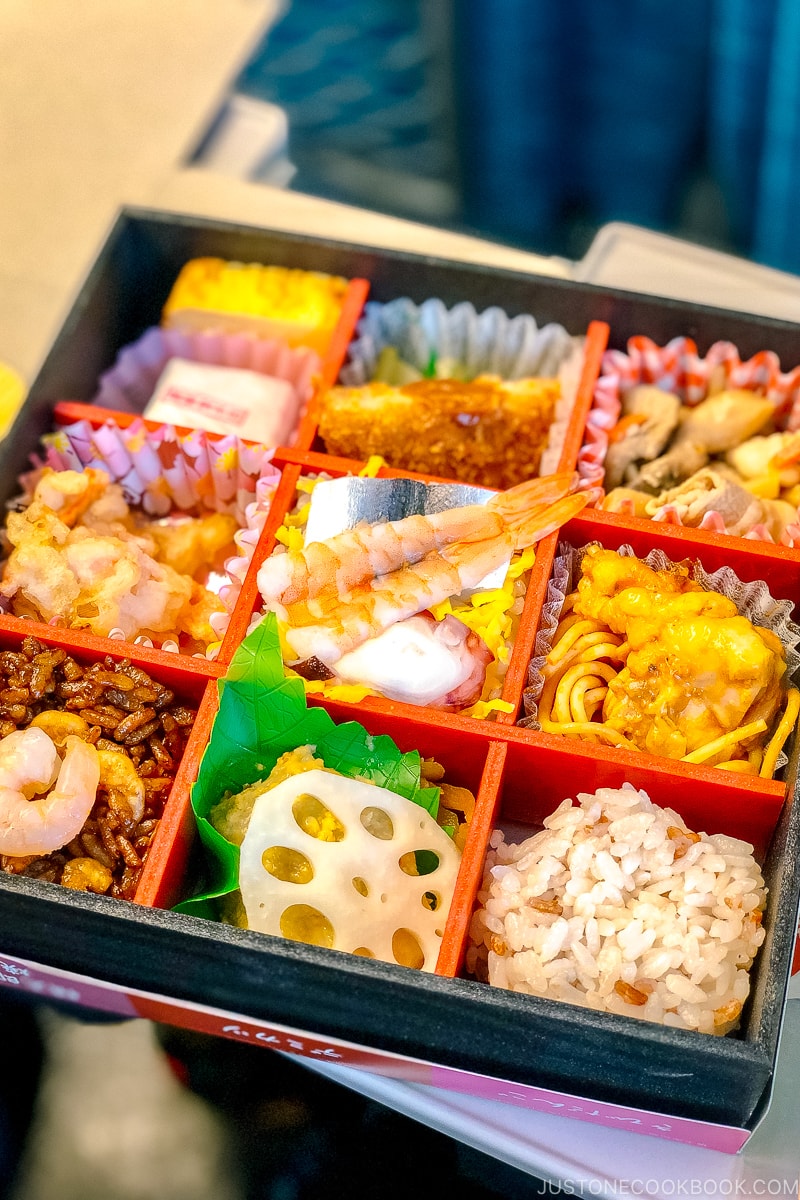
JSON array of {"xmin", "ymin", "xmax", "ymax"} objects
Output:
[
  {"xmin": 97, "ymin": 749, "xmax": 145, "ymax": 824},
  {"xmin": 258, "ymin": 472, "xmax": 584, "ymax": 608},
  {"xmin": 269, "ymin": 473, "xmax": 588, "ymax": 665},
  {"xmin": 0, "ymin": 730, "xmax": 100, "ymax": 857},
  {"xmin": 32, "ymin": 713, "xmax": 145, "ymax": 822}
]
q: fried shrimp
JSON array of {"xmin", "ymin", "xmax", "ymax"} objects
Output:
[
  {"xmin": 0, "ymin": 729, "xmax": 100, "ymax": 857},
  {"xmin": 262, "ymin": 473, "xmax": 588, "ymax": 665}
]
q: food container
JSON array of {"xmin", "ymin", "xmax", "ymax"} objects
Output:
[{"xmin": 1, "ymin": 208, "xmax": 799, "ymax": 1154}]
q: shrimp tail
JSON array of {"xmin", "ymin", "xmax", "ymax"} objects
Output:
[
  {"xmin": 489, "ymin": 472, "xmax": 587, "ymax": 548},
  {"xmin": 511, "ymin": 491, "xmax": 589, "ymax": 548}
]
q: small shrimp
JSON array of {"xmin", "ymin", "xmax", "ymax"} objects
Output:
[
  {"xmin": 275, "ymin": 473, "xmax": 588, "ymax": 664},
  {"xmin": 0, "ymin": 730, "xmax": 100, "ymax": 857},
  {"xmin": 97, "ymin": 750, "xmax": 145, "ymax": 824},
  {"xmin": 30, "ymin": 710, "xmax": 90, "ymax": 747},
  {"xmin": 258, "ymin": 472, "xmax": 584, "ymax": 608}
]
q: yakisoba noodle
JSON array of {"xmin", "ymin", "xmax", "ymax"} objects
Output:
[{"xmin": 536, "ymin": 547, "xmax": 800, "ymax": 778}]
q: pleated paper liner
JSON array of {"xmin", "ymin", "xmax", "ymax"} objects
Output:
[
  {"xmin": 54, "ymin": 272, "xmax": 369, "ymax": 452},
  {"xmin": 91, "ymin": 275, "xmax": 369, "ymax": 446},
  {"xmin": 18, "ymin": 412, "xmax": 284, "ymax": 661},
  {"xmin": 91, "ymin": 326, "xmax": 323, "ymax": 442},
  {"xmin": 515, "ymin": 508, "xmax": 800, "ymax": 801},
  {"xmin": 332, "ymin": 297, "xmax": 602, "ymax": 479}
]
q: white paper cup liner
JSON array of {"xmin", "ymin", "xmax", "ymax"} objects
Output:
[{"xmin": 339, "ymin": 297, "xmax": 586, "ymax": 474}]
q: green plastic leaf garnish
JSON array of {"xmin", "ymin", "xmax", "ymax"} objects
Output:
[{"xmin": 176, "ymin": 613, "xmax": 439, "ymax": 917}]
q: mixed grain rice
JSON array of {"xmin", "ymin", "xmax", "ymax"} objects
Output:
[
  {"xmin": 0, "ymin": 636, "xmax": 195, "ymax": 898},
  {"xmin": 467, "ymin": 784, "xmax": 767, "ymax": 1035}
]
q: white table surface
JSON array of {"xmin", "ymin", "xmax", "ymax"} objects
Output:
[{"xmin": 3, "ymin": 5, "xmax": 799, "ymax": 1188}]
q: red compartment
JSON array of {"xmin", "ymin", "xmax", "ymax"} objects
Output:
[
  {"xmin": 496, "ymin": 727, "xmax": 783, "ymax": 857},
  {"xmin": 231, "ymin": 451, "xmax": 549, "ymax": 724},
  {"xmin": 563, "ymin": 508, "xmax": 800, "ymax": 608},
  {"xmin": 519, "ymin": 511, "xmax": 800, "ymax": 795},
  {"xmin": 307, "ymin": 317, "xmax": 609, "ymax": 485},
  {"xmin": 0, "ymin": 623, "xmax": 216, "ymax": 909},
  {"xmin": 449, "ymin": 731, "xmax": 785, "ymax": 981},
  {"xmin": 189, "ymin": 683, "xmax": 497, "ymax": 977},
  {"xmin": 292, "ymin": 277, "xmax": 370, "ymax": 448},
  {"xmin": 9, "ymin": 415, "xmax": 291, "ymax": 663},
  {"xmin": 578, "ymin": 334, "xmax": 800, "ymax": 548}
]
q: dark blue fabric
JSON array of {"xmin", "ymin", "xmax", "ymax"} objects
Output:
[
  {"xmin": 235, "ymin": 0, "xmax": 800, "ymax": 271},
  {"xmin": 751, "ymin": 0, "xmax": 800, "ymax": 271},
  {"xmin": 236, "ymin": 0, "xmax": 443, "ymax": 179},
  {"xmin": 453, "ymin": 0, "xmax": 710, "ymax": 245},
  {"xmin": 707, "ymin": 0, "xmax": 776, "ymax": 247}
]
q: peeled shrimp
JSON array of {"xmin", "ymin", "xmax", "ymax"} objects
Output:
[
  {"xmin": 97, "ymin": 749, "xmax": 145, "ymax": 824},
  {"xmin": 0, "ymin": 729, "xmax": 100, "ymax": 857},
  {"xmin": 258, "ymin": 472, "xmax": 584, "ymax": 608},
  {"xmin": 266, "ymin": 472, "xmax": 588, "ymax": 665}
]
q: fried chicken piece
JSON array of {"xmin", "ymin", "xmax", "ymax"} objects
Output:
[
  {"xmin": 603, "ymin": 385, "xmax": 681, "ymax": 490},
  {"xmin": 573, "ymin": 547, "xmax": 787, "ymax": 759}
]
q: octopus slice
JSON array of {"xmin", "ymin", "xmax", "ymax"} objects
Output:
[{"xmin": 332, "ymin": 612, "xmax": 493, "ymax": 710}]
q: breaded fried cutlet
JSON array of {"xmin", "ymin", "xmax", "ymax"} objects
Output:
[{"xmin": 318, "ymin": 375, "xmax": 560, "ymax": 489}]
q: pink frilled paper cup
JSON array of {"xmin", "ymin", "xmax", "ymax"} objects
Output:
[
  {"xmin": 91, "ymin": 327, "xmax": 322, "ymax": 442},
  {"xmin": 577, "ymin": 336, "xmax": 800, "ymax": 546},
  {"xmin": 21, "ymin": 417, "xmax": 283, "ymax": 657}
]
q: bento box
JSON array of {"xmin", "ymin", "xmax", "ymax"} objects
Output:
[{"xmin": 1, "ymin": 207, "xmax": 799, "ymax": 1154}]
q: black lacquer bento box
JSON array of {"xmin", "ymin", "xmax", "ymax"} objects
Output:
[{"xmin": 1, "ymin": 206, "xmax": 799, "ymax": 1152}]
